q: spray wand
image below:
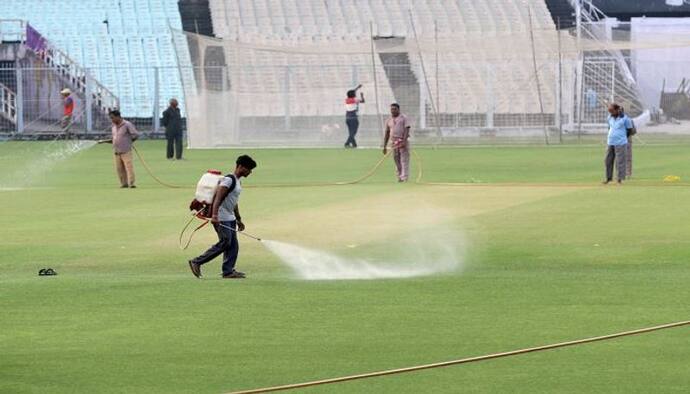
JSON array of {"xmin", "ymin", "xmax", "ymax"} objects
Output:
[
  {"xmin": 218, "ymin": 222, "xmax": 263, "ymax": 242},
  {"xmin": 179, "ymin": 212, "xmax": 263, "ymax": 250}
]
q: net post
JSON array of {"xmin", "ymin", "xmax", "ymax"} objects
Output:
[
  {"xmin": 407, "ymin": 9, "xmax": 442, "ymax": 142},
  {"xmin": 485, "ymin": 64, "xmax": 493, "ymax": 129},
  {"xmin": 577, "ymin": 57, "xmax": 585, "ymax": 143},
  {"xmin": 527, "ymin": 5, "xmax": 549, "ymax": 145},
  {"xmin": 16, "ymin": 67, "xmax": 23, "ymax": 134},
  {"xmin": 419, "ymin": 64, "xmax": 426, "ymax": 129},
  {"xmin": 435, "ymin": 20, "xmax": 439, "ymax": 125},
  {"xmin": 153, "ymin": 66, "xmax": 160, "ymax": 134},
  {"xmin": 557, "ymin": 17, "xmax": 563, "ymax": 143},
  {"xmin": 575, "ymin": 1, "xmax": 584, "ymax": 142},
  {"xmin": 610, "ymin": 62, "xmax": 615, "ymax": 103},
  {"xmin": 369, "ymin": 21, "xmax": 384, "ymax": 141},
  {"xmin": 284, "ymin": 65, "xmax": 290, "ymax": 131},
  {"xmin": 168, "ymin": 26, "xmax": 190, "ymax": 148},
  {"xmin": 85, "ymin": 69, "xmax": 93, "ymax": 133}
]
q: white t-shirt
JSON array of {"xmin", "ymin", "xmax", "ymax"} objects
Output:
[{"xmin": 217, "ymin": 175, "xmax": 242, "ymax": 221}]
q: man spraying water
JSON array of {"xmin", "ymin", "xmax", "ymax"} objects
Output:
[{"xmin": 188, "ymin": 155, "xmax": 257, "ymax": 279}]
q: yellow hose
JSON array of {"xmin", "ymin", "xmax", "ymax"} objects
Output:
[{"xmin": 132, "ymin": 145, "xmax": 392, "ymax": 189}]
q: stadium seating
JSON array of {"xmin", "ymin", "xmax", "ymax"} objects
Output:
[
  {"xmin": 207, "ymin": 0, "xmax": 558, "ymax": 120},
  {"xmin": 0, "ymin": 0, "xmax": 186, "ymax": 117},
  {"xmin": 212, "ymin": 0, "xmax": 554, "ymax": 39}
]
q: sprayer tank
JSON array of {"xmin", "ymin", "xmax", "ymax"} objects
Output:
[{"xmin": 195, "ymin": 170, "xmax": 223, "ymax": 204}]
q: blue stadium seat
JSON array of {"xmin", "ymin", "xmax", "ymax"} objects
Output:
[{"xmin": 2, "ymin": 0, "xmax": 187, "ymax": 118}]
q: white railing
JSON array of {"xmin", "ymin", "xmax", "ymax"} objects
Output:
[
  {"xmin": 0, "ymin": 20, "xmax": 120, "ymax": 114},
  {"xmin": 571, "ymin": 0, "xmax": 607, "ymax": 22},
  {"xmin": 0, "ymin": 82, "xmax": 17, "ymax": 124},
  {"xmin": 35, "ymin": 46, "xmax": 120, "ymax": 113},
  {"xmin": 571, "ymin": 2, "xmax": 635, "ymax": 84}
]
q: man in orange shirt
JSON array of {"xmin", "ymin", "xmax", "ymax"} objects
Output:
[{"xmin": 60, "ymin": 88, "xmax": 74, "ymax": 138}]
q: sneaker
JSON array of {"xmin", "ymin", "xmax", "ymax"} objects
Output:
[
  {"xmin": 602, "ymin": 180, "xmax": 610, "ymax": 185},
  {"xmin": 222, "ymin": 270, "xmax": 246, "ymax": 279},
  {"xmin": 120, "ymin": 185, "xmax": 129, "ymax": 188},
  {"xmin": 129, "ymin": 185, "xmax": 137, "ymax": 189},
  {"xmin": 188, "ymin": 261, "xmax": 201, "ymax": 278}
]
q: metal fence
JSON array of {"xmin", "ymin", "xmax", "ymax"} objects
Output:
[
  {"xmin": 179, "ymin": 59, "xmax": 576, "ymax": 147},
  {"xmin": 0, "ymin": 66, "xmax": 185, "ymax": 135},
  {"xmin": 0, "ymin": 57, "xmax": 687, "ymax": 143}
]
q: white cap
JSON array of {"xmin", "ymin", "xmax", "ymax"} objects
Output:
[{"xmin": 60, "ymin": 88, "xmax": 71, "ymax": 95}]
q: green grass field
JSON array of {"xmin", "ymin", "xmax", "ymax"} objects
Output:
[{"xmin": 1, "ymin": 140, "xmax": 689, "ymax": 393}]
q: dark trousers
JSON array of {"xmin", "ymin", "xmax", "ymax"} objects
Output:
[
  {"xmin": 191, "ymin": 220, "xmax": 238, "ymax": 275},
  {"xmin": 626, "ymin": 137, "xmax": 633, "ymax": 178},
  {"xmin": 345, "ymin": 117, "xmax": 359, "ymax": 147},
  {"xmin": 605, "ymin": 145, "xmax": 627, "ymax": 182},
  {"xmin": 166, "ymin": 130, "xmax": 183, "ymax": 159}
]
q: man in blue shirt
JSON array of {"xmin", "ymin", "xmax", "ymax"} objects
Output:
[{"xmin": 604, "ymin": 103, "xmax": 632, "ymax": 184}]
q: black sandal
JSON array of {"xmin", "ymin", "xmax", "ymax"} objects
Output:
[{"xmin": 38, "ymin": 268, "xmax": 57, "ymax": 276}]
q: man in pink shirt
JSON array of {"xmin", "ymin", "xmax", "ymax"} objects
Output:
[
  {"xmin": 101, "ymin": 109, "xmax": 140, "ymax": 188},
  {"xmin": 383, "ymin": 103, "xmax": 411, "ymax": 182}
]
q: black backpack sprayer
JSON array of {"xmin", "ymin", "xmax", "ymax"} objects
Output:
[{"xmin": 180, "ymin": 169, "xmax": 262, "ymax": 249}]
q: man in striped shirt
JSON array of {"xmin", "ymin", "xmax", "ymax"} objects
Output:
[{"xmin": 344, "ymin": 85, "xmax": 364, "ymax": 148}]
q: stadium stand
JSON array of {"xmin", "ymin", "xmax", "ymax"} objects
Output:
[
  {"xmin": 206, "ymin": 0, "xmax": 560, "ymax": 125},
  {"xmin": 0, "ymin": 0, "xmax": 186, "ymax": 118}
]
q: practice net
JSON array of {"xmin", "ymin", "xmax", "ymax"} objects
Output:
[{"xmin": 171, "ymin": 17, "xmax": 690, "ymax": 148}]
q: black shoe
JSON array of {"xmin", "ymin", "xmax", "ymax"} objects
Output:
[
  {"xmin": 129, "ymin": 185, "xmax": 136, "ymax": 189},
  {"xmin": 120, "ymin": 185, "xmax": 129, "ymax": 188},
  {"xmin": 188, "ymin": 261, "xmax": 201, "ymax": 278},
  {"xmin": 222, "ymin": 270, "xmax": 246, "ymax": 279},
  {"xmin": 602, "ymin": 180, "xmax": 611, "ymax": 185}
]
